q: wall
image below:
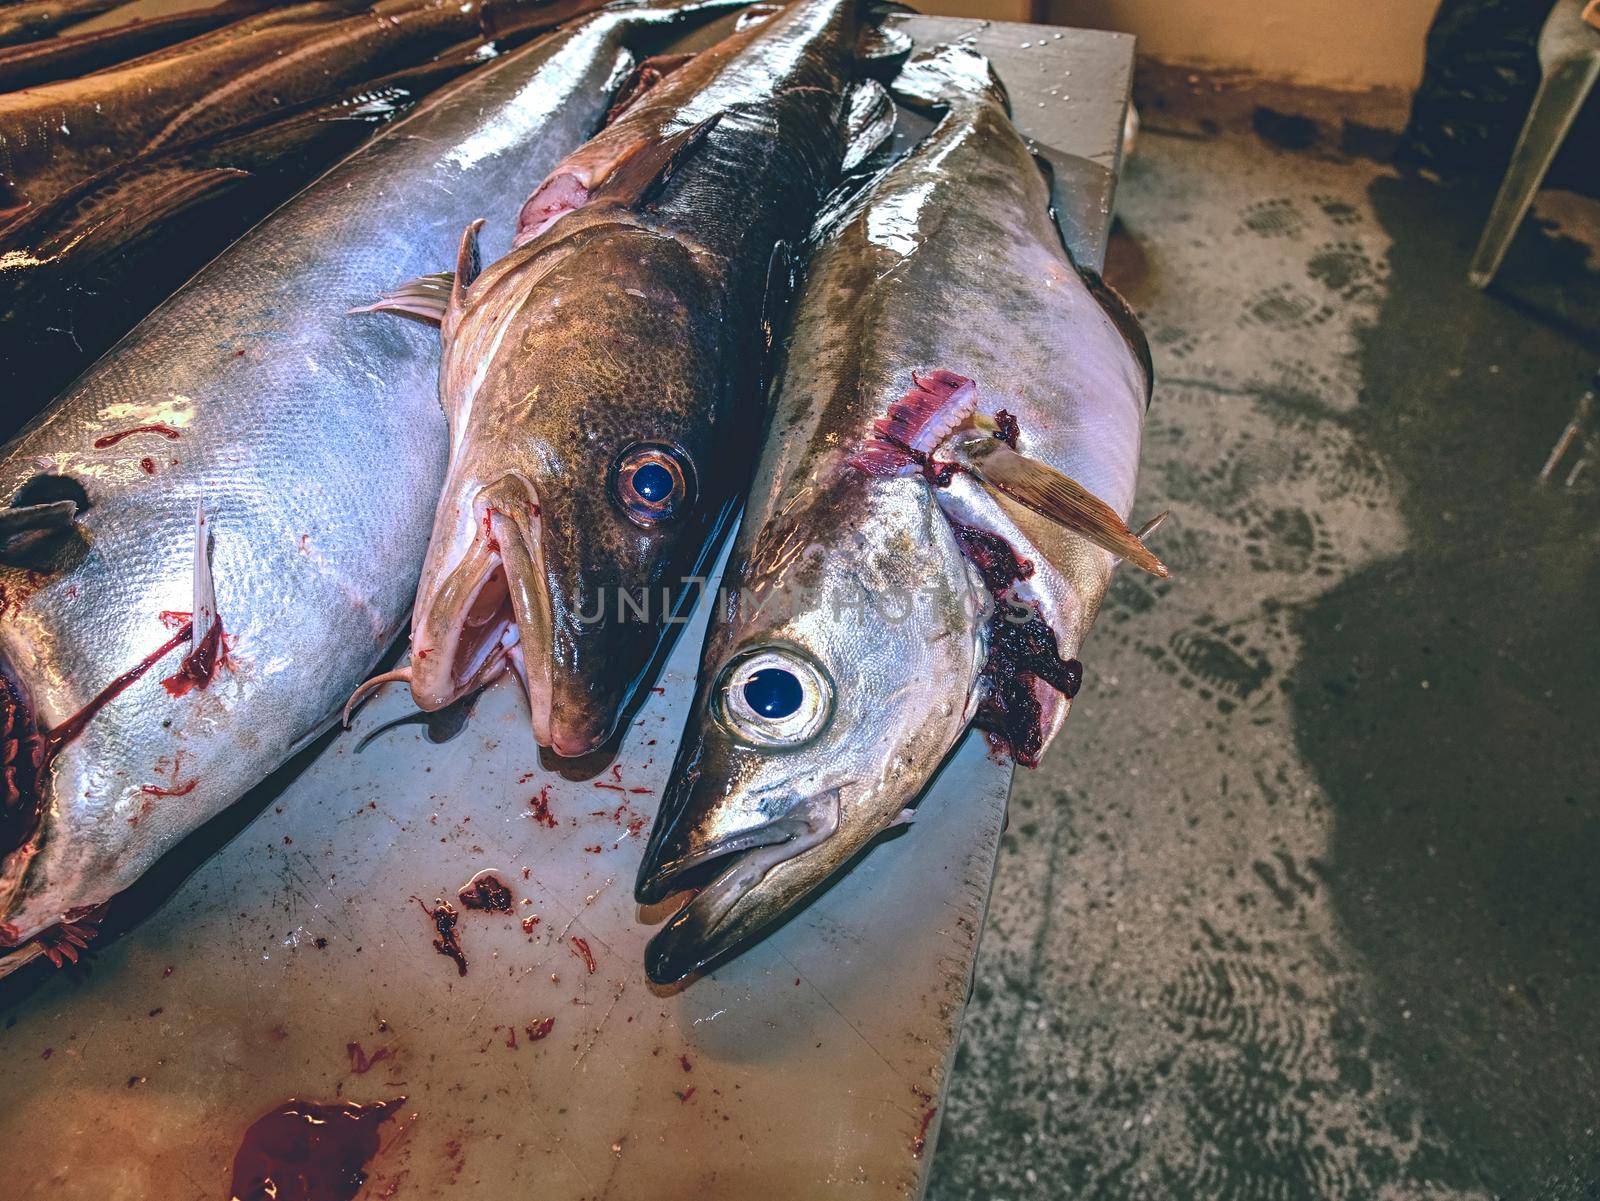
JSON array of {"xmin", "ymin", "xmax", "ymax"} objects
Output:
[{"xmin": 918, "ymin": 0, "xmax": 1441, "ymax": 91}]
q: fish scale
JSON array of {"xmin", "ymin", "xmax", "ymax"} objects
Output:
[
  {"xmin": 389, "ymin": 0, "xmax": 878, "ymax": 758},
  {"xmin": 0, "ymin": 0, "xmax": 748, "ymax": 964},
  {"xmin": 636, "ymin": 43, "xmax": 1161, "ymax": 983}
]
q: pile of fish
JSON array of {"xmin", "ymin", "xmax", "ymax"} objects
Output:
[
  {"xmin": 0, "ymin": 0, "xmax": 624, "ymax": 424},
  {"xmin": 0, "ymin": 0, "xmax": 1166, "ymax": 985}
]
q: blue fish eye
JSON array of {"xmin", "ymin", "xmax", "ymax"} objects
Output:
[
  {"xmin": 743, "ymin": 667, "xmax": 803, "ymax": 719},
  {"xmin": 632, "ymin": 461, "xmax": 674, "ymax": 503}
]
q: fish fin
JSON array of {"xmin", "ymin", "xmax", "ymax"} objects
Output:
[
  {"xmin": 449, "ymin": 219, "xmax": 485, "ymax": 316},
  {"xmin": 1028, "ymin": 140, "xmax": 1117, "ymax": 273},
  {"xmin": 190, "ymin": 501, "xmax": 218, "ymax": 656},
  {"xmin": 849, "ymin": 370, "xmax": 978, "ymax": 476},
  {"xmin": 593, "ymin": 112, "xmax": 724, "ymax": 209},
  {"xmin": 889, "ymin": 44, "xmax": 1008, "ymax": 114},
  {"xmin": 840, "ymin": 78, "xmax": 896, "ymax": 173},
  {"xmin": 857, "ymin": 22, "xmax": 912, "ymax": 78},
  {"xmin": 885, "ymin": 806, "xmax": 917, "ymax": 830},
  {"xmin": 604, "ymin": 51, "xmax": 696, "ymax": 125},
  {"xmin": 343, "ymin": 665, "xmax": 413, "ymax": 727},
  {"xmin": 350, "ymin": 271, "xmax": 454, "ymax": 324},
  {"xmin": 1135, "ymin": 511, "xmax": 1169, "ymax": 540},
  {"xmin": 0, "ymin": 499, "xmax": 77, "ymax": 543},
  {"xmin": 956, "ymin": 439, "xmax": 1169, "ymax": 578},
  {"xmin": 755, "ymin": 239, "xmax": 794, "ymax": 404},
  {"xmin": 1080, "ymin": 268, "xmax": 1154, "ymax": 407}
]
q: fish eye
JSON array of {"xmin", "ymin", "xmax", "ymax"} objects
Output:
[
  {"xmin": 717, "ymin": 648, "xmax": 832, "ymax": 748},
  {"xmin": 610, "ymin": 443, "xmax": 694, "ymax": 527}
]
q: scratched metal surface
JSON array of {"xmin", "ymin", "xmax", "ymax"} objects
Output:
[{"xmin": 0, "ymin": 19, "xmax": 1130, "ymax": 1201}]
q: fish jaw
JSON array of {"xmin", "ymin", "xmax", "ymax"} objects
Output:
[
  {"xmin": 636, "ymin": 475, "xmax": 988, "ymax": 978},
  {"xmin": 409, "ymin": 472, "xmax": 555, "ymax": 741},
  {"xmin": 642, "ymin": 787, "xmax": 843, "ymax": 985},
  {"xmin": 436, "ymin": 221, "xmax": 734, "ymax": 756}
]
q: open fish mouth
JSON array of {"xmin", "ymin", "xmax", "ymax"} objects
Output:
[
  {"xmin": 410, "ymin": 476, "xmax": 556, "ymax": 747},
  {"xmin": 641, "ymin": 791, "xmax": 840, "ymax": 985}
]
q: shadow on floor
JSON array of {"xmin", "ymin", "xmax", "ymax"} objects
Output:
[{"xmin": 1288, "ymin": 172, "xmax": 1600, "ymax": 1197}]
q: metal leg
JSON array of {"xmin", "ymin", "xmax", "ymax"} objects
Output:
[{"xmin": 1468, "ymin": 4, "xmax": 1600, "ymax": 288}]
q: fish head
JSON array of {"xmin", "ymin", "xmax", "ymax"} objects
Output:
[
  {"xmin": 635, "ymin": 473, "xmax": 988, "ymax": 983},
  {"xmin": 410, "ymin": 222, "xmax": 736, "ymax": 758}
]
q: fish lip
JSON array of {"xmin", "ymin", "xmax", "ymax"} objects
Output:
[
  {"xmin": 412, "ymin": 477, "xmax": 556, "ymax": 745},
  {"xmin": 642, "ymin": 791, "xmax": 842, "ymax": 986},
  {"xmin": 634, "ymin": 813, "xmax": 800, "ymax": 906}
]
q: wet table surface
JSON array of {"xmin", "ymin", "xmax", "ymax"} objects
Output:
[{"xmin": 0, "ymin": 17, "xmax": 1131, "ymax": 1201}]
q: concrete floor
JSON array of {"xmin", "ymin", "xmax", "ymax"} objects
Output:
[{"xmin": 928, "ymin": 107, "xmax": 1600, "ymax": 1199}]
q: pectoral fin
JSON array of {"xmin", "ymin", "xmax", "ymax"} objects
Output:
[
  {"xmin": 953, "ymin": 437, "xmax": 1169, "ymax": 578},
  {"xmin": 351, "ymin": 271, "xmax": 453, "ymax": 324},
  {"xmin": 359, "ymin": 220, "xmax": 481, "ymax": 327}
]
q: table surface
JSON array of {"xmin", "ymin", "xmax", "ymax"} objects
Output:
[{"xmin": 0, "ymin": 16, "xmax": 1131, "ymax": 1201}]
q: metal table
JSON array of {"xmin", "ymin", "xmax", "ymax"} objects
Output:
[{"xmin": 0, "ymin": 17, "xmax": 1131, "ymax": 1200}]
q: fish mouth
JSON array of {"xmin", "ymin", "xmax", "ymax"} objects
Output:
[
  {"xmin": 640, "ymin": 791, "xmax": 841, "ymax": 986},
  {"xmin": 411, "ymin": 476, "xmax": 556, "ymax": 747}
]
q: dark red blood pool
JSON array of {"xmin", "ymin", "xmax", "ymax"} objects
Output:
[
  {"xmin": 92, "ymin": 423, "xmax": 180, "ymax": 449},
  {"xmin": 228, "ymin": 1096, "xmax": 403, "ymax": 1201},
  {"xmin": 456, "ymin": 872, "xmax": 513, "ymax": 913},
  {"xmin": 525, "ymin": 1017, "xmax": 555, "ymax": 1041}
]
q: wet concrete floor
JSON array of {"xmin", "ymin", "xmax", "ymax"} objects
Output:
[{"xmin": 929, "ymin": 102, "xmax": 1600, "ymax": 1201}]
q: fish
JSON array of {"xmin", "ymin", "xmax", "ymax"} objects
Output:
[
  {"xmin": 356, "ymin": 0, "xmax": 901, "ymax": 757},
  {"xmin": 0, "ymin": 0, "xmax": 125, "ymax": 51},
  {"xmin": 633, "ymin": 44, "xmax": 1167, "ymax": 984},
  {"xmin": 0, "ymin": 0, "xmax": 283, "ymax": 94},
  {"xmin": 0, "ymin": 0, "xmax": 614, "ymax": 214},
  {"xmin": 0, "ymin": 38, "xmax": 500, "ymax": 433},
  {"xmin": 0, "ymin": 0, "xmax": 747, "ymax": 976}
]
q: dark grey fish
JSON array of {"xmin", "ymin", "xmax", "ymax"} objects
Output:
[
  {"xmin": 357, "ymin": 0, "xmax": 897, "ymax": 758},
  {"xmin": 0, "ymin": 38, "xmax": 499, "ymax": 430},
  {"xmin": 0, "ymin": 0, "xmax": 123, "ymax": 50},
  {"xmin": 636, "ymin": 45, "xmax": 1165, "ymax": 984},
  {"xmin": 0, "ymin": 0, "xmax": 283, "ymax": 93},
  {"xmin": 0, "ymin": 0, "xmax": 614, "ymax": 213}
]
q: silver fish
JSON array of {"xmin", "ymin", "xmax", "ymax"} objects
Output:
[
  {"xmin": 0, "ymin": 0, "xmax": 744, "ymax": 974},
  {"xmin": 635, "ymin": 44, "xmax": 1166, "ymax": 983},
  {"xmin": 358, "ymin": 0, "xmax": 890, "ymax": 757}
]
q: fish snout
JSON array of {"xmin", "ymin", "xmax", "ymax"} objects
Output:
[
  {"xmin": 639, "ymin": 789, "xmax": 843, "ymax": 985},
  {"xmin": 537, "ymin": 568, "xmax": 673, "ymax": 758}
]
